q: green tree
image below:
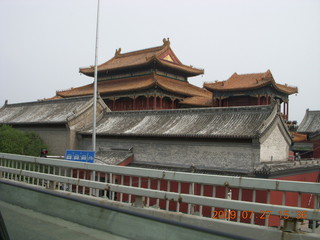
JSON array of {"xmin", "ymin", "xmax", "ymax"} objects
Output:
[{"xmin": 0, "ymin": 125, "xmax": 48, "ymax": 156}]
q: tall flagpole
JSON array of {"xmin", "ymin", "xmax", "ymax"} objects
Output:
[{"xmin": 92, "ymin": 0, "xmax": 100, "ymax": 154}]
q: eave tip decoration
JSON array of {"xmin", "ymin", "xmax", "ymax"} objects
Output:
[
  {"xmin": 115, "ymin": 48, "xmax": 122, "ymax": 57},
  {"xmin": 163, "ymin": 37, "xmax": 170, "ymax": 46}
]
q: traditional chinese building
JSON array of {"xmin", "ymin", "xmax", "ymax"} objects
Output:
[
  {"xmin": 1, "ymin": 97, "xmax": 319, "ymax": 228},
  {"xmin": 53, "ymin": 38, "xmax": 212, "ymax": 110},
  {"xmin": 0, "ymin": 96, "xmax": 108, "ymax": 155},
  {"xmin": 297, "ymin": 109, "xmax": 320, "ymax": 158},
  {"xmin": 290, "ymin": 131, "xmax": 312, "ymax": 159},
  {"xmin": 203, "ymin": 70, "xmax": 298, "ymax": 120},
  {"xmin": 78, "ymin": 101, "xmax": 293, "ymax": 173},
  {"xmin": 76, "ymin": 101, "xmax": 319, "ymax": 227}
]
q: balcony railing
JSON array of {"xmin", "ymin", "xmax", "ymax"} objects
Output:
[{"xmin": 0, "ymin": 152, "xmax": 319, "ymax": 233}]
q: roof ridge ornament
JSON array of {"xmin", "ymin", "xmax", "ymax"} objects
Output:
[
  {"xmin": 254, "ymin": 164, "xmax": 271, "ymax": 175},
  {"xmin": 266, "ymin": 69, "xmax": 272, "ymax": 76},
  {"xmin": 163, "ymin": 38, "xmax": 170, "ymax": 46},
  {"xmin": 115, "ymin": 48, "xmax": 122, "ymax": 57}
]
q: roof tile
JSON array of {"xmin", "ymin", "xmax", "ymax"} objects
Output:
[
  {"xmin": 204, "ymin": 70, "xmax": 298, "ymax": 95},
  {"xmin": 180, "ymin": 96, "xmax": 212, "ymax": 107},
  {"xmin": 0, "ymin": 96, "xmax": 92, "ymax": 125},
  {"xmin": 56, "ymin": 74, "xmax": 212, "ymax": 99},
  {"xmin": 81, "ymin": 104, "xmax": 277, "ymax": 139},
  {"xmin": 80, "ymin": 39, "xmax": 203, "ymax": 77},
  {"xmin": 297, "ymin": 110, "xmax": 320, "ymax": 133}
]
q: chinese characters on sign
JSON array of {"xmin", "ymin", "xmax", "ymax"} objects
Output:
[{"xmin": 65, "ymin": 150, "xmax": 95, "ymax": 163}]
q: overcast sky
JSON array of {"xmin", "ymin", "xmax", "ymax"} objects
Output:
[{"xmin": 0, "ymin": 0, "xmax": 319, "ymax": 122}]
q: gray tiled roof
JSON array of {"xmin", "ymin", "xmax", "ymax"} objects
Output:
[
  {"xmin": 95, "ymin": 149, "xmax": 133, "ymax": 165},
  {"xmin": 0, "ymin": 96, "xmax": 92, "ymax": 125},
  {"xmin": 130, "ymin": 160, "xmax": 320, "ymax": 177},
  {"xmin": 129, "ymin": 163, "xmax": 250, "ymax": 176},
  {"xmin": 297, "ymin": 110, "xmax": 320, "ymax": 134},
  {"xmin": 254, "ymin": 160, "xmax": 320, "ymax": 175},
  {"xmin": 81, "ymin": 104, "xmax": 276, "ymax": 139}
]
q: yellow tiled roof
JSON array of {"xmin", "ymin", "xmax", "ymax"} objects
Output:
[
  {"xmin": 56, "ymin": 74, "xmax": 211, "ymax": 99},
  {"xmin": 204, "ymin": 70, "xmax": 298, "ymax": 95},
  {"xmin": 80, "ymin": 39, "xmax": 203, "ymax": 77}
]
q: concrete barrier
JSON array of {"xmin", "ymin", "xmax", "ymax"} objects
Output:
[{"xmin": 0, "ymin": 180, "xmax": 249, "ymax": 240}]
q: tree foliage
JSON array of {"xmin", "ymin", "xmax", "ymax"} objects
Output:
[{"xmin": 0, "ymin": 125, "xmax": 47, "ymax": 156}]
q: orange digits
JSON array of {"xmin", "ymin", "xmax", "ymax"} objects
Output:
[
  {"xmin": 212, "ymin": 210, "xmax": 218, "ymax": 219},
  {"xmin": 229, "ymin": 210, "xmax": 237, "ymax": 220},
  {"xmin": 212, "ymin": 210, "xmax": 308, "ymax": 220},
  {"xmin": 279, "ymin": 211, "xmax": 290, "ymax": 219},
  {"xmin": 212, "ymin": 210, "xmax": 238, "ymax": 219},
  {"xmin": 296, "ymin": 210, "xmax": 308, "ymax": 219},
  {"xmin": 260, "ymin": 210, "xmax": 272, "ymax": 219}
]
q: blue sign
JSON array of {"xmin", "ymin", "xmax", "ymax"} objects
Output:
[{"xmin": 65, "ymin": 150, "xmax": 95, "ymax": 163}]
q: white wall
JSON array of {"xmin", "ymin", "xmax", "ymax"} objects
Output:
[{"xmin": 260, "ymin": 125, "xmax": 289, "ymax": 162}]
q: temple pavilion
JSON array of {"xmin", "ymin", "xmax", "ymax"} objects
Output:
[
  {"xmin": 203, "ymin": 70, "xmax": 298, "ymax": 120},
  {"xmin": 50, "ymin": 39, "xmax": 298, "ymax": 119},
  {"xmin": 53, "ymin": 38, "xmax": 212, "ymax": 111}
]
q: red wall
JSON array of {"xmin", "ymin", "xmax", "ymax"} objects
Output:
[
  {"xmin": 313, "ymin": 139, "xmax": 320, "ymax": 158},
  {"xmin": 120, "ymin": 177, "xmax": 268, "ymax": 224},
  {"xmin": 119, "ymin": 170, "xmax": 319, "ymax": 227},
  {"xmin": 268, "ymin": 170, "xmax": 320, "ymax": 226},
  {"xmin": 218, "ymin": 95, "xmax": 272, "ymax": 107},
  {"xmin": 72, "ymin": 168, "xmax": 319, "ymax": 227},
  {"xmin": 105, "ymin": 96, "xmax": 177, "ymax": 111},
  {"xmin": 222, "ymin": 96, "xmax": 258, "ymax": 107}
]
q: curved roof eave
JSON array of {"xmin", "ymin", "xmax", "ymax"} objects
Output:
[{"xmin": 204, "ymin": 81, "xmax": 297, "ymax": 96}]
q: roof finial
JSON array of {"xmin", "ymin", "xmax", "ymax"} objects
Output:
[
  {"xmin": 266, "ymin": 69, "xmax": 272, "ymax": 77},
  {"xmin": 115, "ymin": 48, "xmax": 121, "ymax": 56},
  {"xmin": 163, "ymin": 37, "xmax": 170, "ymax": 46}
]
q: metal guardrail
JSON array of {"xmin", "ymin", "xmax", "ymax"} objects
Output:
[{"xmin": 0, "ymin": 152, "xmax": 319, "ymax": 234}]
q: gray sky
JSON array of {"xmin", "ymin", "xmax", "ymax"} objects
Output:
[{"xmin": 0, "ymin": 0, "xmax": 319, "ymax": 123}]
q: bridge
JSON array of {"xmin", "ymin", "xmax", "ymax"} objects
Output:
[{"xmin": 0, "ymin": 153, "xmax": 319, "ymax": 240}]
